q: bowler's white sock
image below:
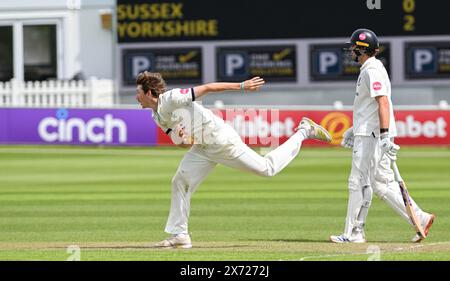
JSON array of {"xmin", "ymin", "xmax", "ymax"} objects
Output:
[{"xmin": 297, "ymin": 128, "xmax": 309, "ymax": 141}]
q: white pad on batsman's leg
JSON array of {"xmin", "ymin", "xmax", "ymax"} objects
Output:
[
  {"xmin": 374, "ymin": 180, "xmax": 427, "ymax": 227},
  {"xmin": 342, "ymin": 136, "xmax": 377, "ymax": 237},
  {"xmin": 356, "ymin": 185, "xmax": 373, "ymax": 228},
  {"xmin": 350, "ymin": 185, "xmax": 372, "ymax": 243},
  {"xmin": 373, "ymin": 153, "xmax": 428, "ymax": 228},
  {"xmin": 343, "ymin": 186, "xmax": 362, "ymax": 237},
  {"xmin": 343, "ymin": 184, "xmax": 372, "ymax": 238}
]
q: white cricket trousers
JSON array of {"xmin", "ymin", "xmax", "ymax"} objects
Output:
[
  {"xmin": 344, "ymin": 135, "xmax": 428, "ymax": 237},
  {"xmin": 165, "ymin": 131, "xmax": 306, "ymax": 235}
]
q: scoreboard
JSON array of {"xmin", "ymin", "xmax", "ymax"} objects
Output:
[
  {"xmin": 116, "ymin": 0, "xmax": 450, "ymax": 91},
  {"xmin": 117, "ymin": 0, "xmax": 450, "ymax": 42}
]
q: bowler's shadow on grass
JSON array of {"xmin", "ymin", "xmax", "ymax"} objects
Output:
[
  {"xmin": 52, "ymin": 244, "xmax": 251, "ymax": 250},
  {"xmin": 51, "ymin": 245, "xmax": 152, "ymax": 250},
  {"xmin": 183, "ymin": 245, "xmax": 251, "ymax": 249},
  {"xmin": 249, "ymin": 238, "xmax": 327, "ymax": 243}
]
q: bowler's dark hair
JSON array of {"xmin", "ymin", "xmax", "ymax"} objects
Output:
[{"xmin": 136, "ymin": 71, "xmax": 166, "ymax": 97}]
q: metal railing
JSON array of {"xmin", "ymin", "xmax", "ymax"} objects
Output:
[{"xmin": 0, "ymin": 78, "xmax": 114, "ymax": 107}]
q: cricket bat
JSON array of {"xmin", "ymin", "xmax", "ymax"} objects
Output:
[{"xmin": 392, "ymin": 161, "xmax": 426, "ymax": 238}]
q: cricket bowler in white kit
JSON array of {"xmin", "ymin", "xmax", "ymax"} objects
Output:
[
  {"xmin": 135, "ymin": 71, "xmax": 332, "ymax": 248},
  {"xmin": 330, "ymin": 29, "xmax": 435, "ymax": 244}
]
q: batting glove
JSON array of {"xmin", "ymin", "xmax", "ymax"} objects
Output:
[
  {"xmin": 380, "ymin": 133, "xmax": 400, "ymax": 160},
  {"xmin": 341, "ymin": 127, "xmax": 354, "ymax": 149}
]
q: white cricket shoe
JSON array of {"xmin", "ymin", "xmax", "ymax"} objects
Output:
[
  {"xmin": 330, "ymin": 232, "xmax": 366, "ymax": 244},
  {"xmin": 154, "ymin": 234, "xmax": 192, "ymax": 249},
  {"xmin": 297, "ymin": 117, "xmax": 332, "ymax": 143},
  {"xmin": 411, "ymin": 213, "xmax": 435, "ymax": 243}
]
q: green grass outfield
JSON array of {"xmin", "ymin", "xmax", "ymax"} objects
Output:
[{"xmin": 0, "ymin": 145, "xmax": 449, "ymax": 261}]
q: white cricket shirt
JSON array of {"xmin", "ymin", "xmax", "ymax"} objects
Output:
[
  {"xmin": 152, "ymin": 88, "xmax": 244, "ymax": 159},
  {"xmin": 353, "ymin": 57, "xmax": 397, "ymax": 138}
]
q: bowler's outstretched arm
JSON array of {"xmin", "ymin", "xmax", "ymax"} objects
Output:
[{"xmin": 193, "ymin": 77, "xmax": 265, "ymax": 99}]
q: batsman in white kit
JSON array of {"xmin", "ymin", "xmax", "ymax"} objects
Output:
[
  {"xmin": 135, "ymin": 72, "xmax": 332, "ymax": 248},
  {"xmin": 330, "ymin": 29, "xmax": 435, "ymax": 244}
]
